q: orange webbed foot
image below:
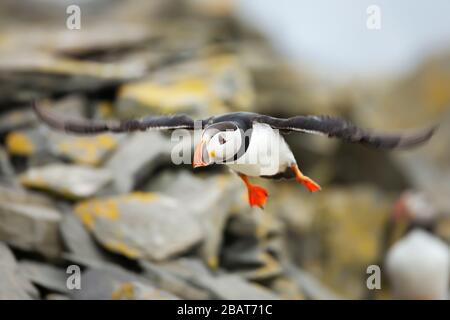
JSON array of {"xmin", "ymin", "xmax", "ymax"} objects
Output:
[
  {"xmin": 238, "ymin": 174, "xmax": 269, "ymax": 209},
  {"xmin": 298, "ymin": 176, "xmax": 321, "ymax": 192},
  {"xmin": 291, "ymin": 164, "xmax": 321, "ymax": 192},
  {"xmin": 247, "ymin": 184, "xmax": 269, "ymax": 209}
]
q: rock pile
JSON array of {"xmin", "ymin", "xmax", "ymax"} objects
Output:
[{"xmin": 0, "ymin": 0, "xmax": 449, "ymax": 300}]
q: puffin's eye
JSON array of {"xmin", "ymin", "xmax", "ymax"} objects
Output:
[{"xmin": 218, "ymin": 134, "xmax": 227, "ymax": 145}]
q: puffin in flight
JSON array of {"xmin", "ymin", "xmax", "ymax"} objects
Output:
[{"xmin": 32, "ymin": 101, "xmax": 436, "ymax": 209}]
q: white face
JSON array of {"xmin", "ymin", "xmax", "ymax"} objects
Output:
[{"xmin": 205, "ymin": 130, "xmax": 242, "ymax": 164}]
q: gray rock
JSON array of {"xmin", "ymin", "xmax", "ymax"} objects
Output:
[
  {"xmin": 0, "ymin": 52, "xmax": 141, "ymax": 105},
  {"xmin": 47, "ymin": 130, "xmax": 121, "ymax": 166},
  {"xmin": 73, "ymin": 192, "xmax": 203, "ymax": 261},
  {"xmin": 111, "ymin": 281, "xmax": 179, "ymax": 300},
  {"xmin": 18, "ymin": 260, "xmax": 69, "ymax": 294},
  {"xmin": 0, "ymin": 185, "xmax": 54, "ymax": 207},
  {"xmin": 269, "ymin": 276, "xmax": 305, "ymax": 300},
  {"xmin": 106, "ymin": 132, "xmax": 172, "ymax": 193},
  {"xmin": 227, "ymin": 209, "xmax": 284, "ymax": 240},
  {"xmin": 115, "ymin": 54, "xmax": 254, "ymax": 119},
  {"xmin": 19, "ymin": 164, "xmax": 112, "ymax": 198},
  {"xmin": 45, "ymin": 95, "xmax": 86, "ymax": 118},
  {"xmin": 5, "ymin": 127, "xmax": 47, "ymax": 157},
  {"xmin": 222, "ymin": 240, "xmax": 283, "ymax": 281},
  {"xmin": 60, "ymin": 211, "xmax": 113, "ymax": 267},
  {"xmin": 0, "ymin": 147, "xmax": 21, "ymax": 189},
  {"xmin": 0, "ymin": 242, "xmax": 38, "ymax": 299},
  {"xmin": 140, "ymin": 260, "xmax": 210, "ymax": 299},
  {"xmin": 222, "ymin": 239, "xmax": 269, "ymax": 269},
  {"xmin": 0, "ymin": 108, "xmax": 37, "ymax": 134},
  {"xmin": 284, "ymin": 263, "xmax": 342, "ymax": 300},
  {"xmin": 147, "ymin": 171, "xmax": 240, "ymax": 268},
  {"xmin": 0, "ymin": 190, "xmax": 62, "ymax": 257},
  {"xmin": 46, "ymin": 294, "xmax": 71, "ymax": 300},
  {"xmin": 192, "ymin": 274, "xmax": 279, "ymax": 300},
  {"xmin": 141, "ymin": 258, "xmax": 279, "ymax": 300},
  {"xmin": 62, "ymin": 253, "xmax": 108, "ymax": 270},
  {"xmin": 155, "ymin": 257, "xmax": 213, "ymax": 280},
  {"xmin": 70, "ymin": 264, "xmax": 159, "ymax": 300},
  {"xmin": 0, "ymin": 242, "xmax": 16, "ymax": 268}
]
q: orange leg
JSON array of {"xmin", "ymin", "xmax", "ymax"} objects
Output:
[
  {"xmin": 238, "ymin": 174, "xmax": 269, "ymax": 209},
  {"xmin": 291, "ymin": 164, "xmax": 321, "ymax": 192}
]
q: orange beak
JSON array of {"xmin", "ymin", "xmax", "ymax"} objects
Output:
[
  {"xmin": 392, "ymin": 195, "xmax": 409, "ymax": 221},
  {"xmin": 193, "ymin": 140, "xmax": 208, "ymax": 168}
]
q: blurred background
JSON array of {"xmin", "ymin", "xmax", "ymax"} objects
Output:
[{"xmin": 0, "ymin": 0, "xmax": 449, "ymax": 300}]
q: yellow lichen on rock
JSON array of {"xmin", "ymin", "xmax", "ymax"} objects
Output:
[
  {"xmin": 119, "ymin": 77, "xmax": 213, "ymax": 113},
  {"xmin": 97, "ymin": 101, "xmax": 114, "ymax": 118},
  {"xmin": 125, "ymin": 192, "xmax": 158, "ymax": 203},
  {"xmin": 104, "ymin": 240, "xmax": 141, "ymax": 259},
  {"xmin": 73, "ymin": 192, "xmax": 156, "ymax": 231},
  {"xmin": 55, "ymin": 134, "xmax": 118, "ymax": 166},
  {"xmin": 117, "ymin": 54, "xmax": 254, "ymax": 117},
  {"xmin": 74, "ymin": 198, "xmax": 120, "ymax": 230},
  {"xmin": 422, "ymin": 68, "xmax": 450, "ymax": 113},
  {"xmin": 6, "ymin": 132, "xmax": 35, "ymax": 156},
  {"xmin": 19, "ymin": 175, "xmax": 48, "ymax": 189},
  {"xmin": 112, "ymin": 282, "xmax": 135, "ymax": 300},
  {"xmin": 207, "ymin": 256, "xmax": 219, "ymax": 270}
]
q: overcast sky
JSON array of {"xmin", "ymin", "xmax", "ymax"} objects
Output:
[{"xmin": 236, "ymin": 0, "xmax": 450, "ymax": 80}]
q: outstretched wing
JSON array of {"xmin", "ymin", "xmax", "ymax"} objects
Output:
[
  {"xmin": 32, "ymin": 101, "xmax": 198, "ymax": 134},
  {"xmin": 254, "ymin": 114, "xmax": 437, "ymax": 149}
]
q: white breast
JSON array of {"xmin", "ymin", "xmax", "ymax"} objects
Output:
[
  {"xmin": 226, "ymin": 123, "xmax": 296, "ymax": 177},
  {"xmin": 385, "ymin": 229, "xmax": 450, "ymax": 299}
]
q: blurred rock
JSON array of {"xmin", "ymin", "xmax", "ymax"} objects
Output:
[
  {"xmin": 74, "ymin": 192, "xmax": 203, "ymax": 261},
  {"xmin": 5, "ymin": 128, "xmax": 47, "ymax": 157},
  {"xmin": 268, "ymin": 276, "xmax": 305, "ymax": 300},
  {"xmin": 192, "ymin": 274, "xmax": 279, "ymax": 300},
  {"xmin": 0, "ymin": 147, "xmax": 21, "ymax": 188},
  {"xmin": 112, "ymin": 281, "xmax": 179, "ymax": 300},
  {"xmin": 140, "ymin": 260, "xmax": 210, "ymax": 299},
  {"xmin": 222, "ymin": 239, "xmax": 282, "ymax": 281},
  {"xmin": 0, "ymin": 242, "xmax": 38, "ymax": 299},
  {"xmin": 354, "ymin": 52, "xmax": 450, "ymax": 131},
  {"xmin": 19, "ymin": 164, "xmax": 112, "ymax": 198},
  {"xmin": 222, "ymin": 207, "xmax": 285, "ymax": 280},
  {"xmin": 0, "ymin": 188, "xmax": 62, "ymax": 257},
  {"xmin": 116, "ymin": 54, "xmax": 254, "ymax": 118},
  {"xmin": 44, "ymin": 95, "xmax": 86, "ymax": 118},
  {"xmin": 47, "ymin": 132, "xmax": 120, "ymax": 166},
  {"xmin": 0, "ymin": 185, "xmax": 53, "ymax": 207},
  {"xmin": 18, "ymin": 260, "xmax": 69, "ymax": 294},
  {"xmin": 284, "ymin": 263, "xmax": 342, "ymax": 300},
  {"xmin": 70, "ymin": 264, "xmax": 154, "ymax": 300},
  {"xmin": 46, "ymin": 294, "xmax": 71, "ymax": 300},
  {"xmin": 147, "ymin": 171, "xmax": 240, "ymax": 268},
  {"xmin": 0, "ymin": 52, "xmax": 142, "ymax": 105},
  {"xmin": 0, "ymin": 108, "xmax": 36, "ymax": 134},
  {"xmin": 278, "ymin": 186, "xmax": 392, "ymax": 299},
  {"xmin": 60, "ymin": 211, "xmax": 114, "ymax": 268},
  {"xmin": 106, "ymin": 132, "xmax": 171, "ymax": 193},
  {"xmin": 250, "ymin": 61, "xmax": 331, "ymax": 116},
  {"xmin": 141, "ymin": 257, "xmax": 278, "ymax": 299},
  {"xmin": 391, "ymin": 112, "xmax": 450, "ymax": 214},
  {"xmin": 227, "ymin": 208, "xmax": 284, "ymax": 240}
]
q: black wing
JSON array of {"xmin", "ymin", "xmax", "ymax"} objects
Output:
[
  {"xmin": 254, "ymin": 114, "xmax": 437, "ymax": 149},
  {"xmin": 32, "ymin": 101, "xmax": 199, "ymax": 134}
]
